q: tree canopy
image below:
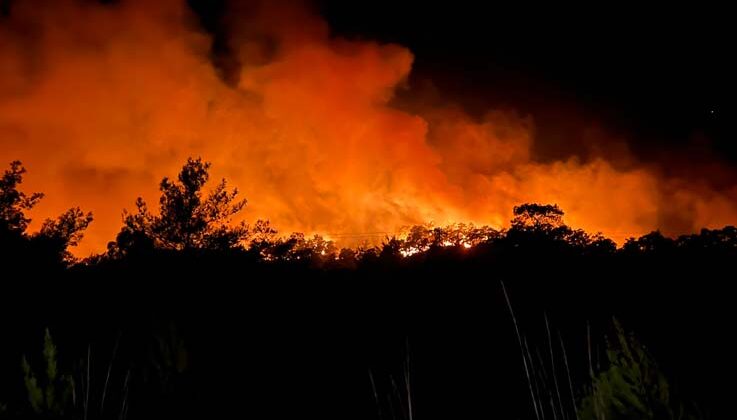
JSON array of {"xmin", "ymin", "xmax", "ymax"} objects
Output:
[
  {"xmin": 0, "ymin": 161, "xmax": 44, "ymax": 234},
  {"xmin": 111, "ymin": 158, "xmax": 249, "ymax": 255},
  {"xmin": 0, "ymin": 161, "xmax": 93, "ymax": 267}
]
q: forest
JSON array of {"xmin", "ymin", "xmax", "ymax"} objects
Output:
[{"xmin": 1, "ymin": 158, "xmax": 735, "ymax": 419}]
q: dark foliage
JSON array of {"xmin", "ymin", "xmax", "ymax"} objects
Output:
[
  {"xmin": 0, "ymin": 161, "xmax": 92, "ymax": 270},
  {"xmin": 0, "ymin": 158, "xmax": 734, "ymax": 419},
  {"xmin": 108, "ymin": 158, "xmax": 248, "ymax": 257},
  {"xmin": 0, "ymin": 161, "xmax": 44, "ymax": 234}
]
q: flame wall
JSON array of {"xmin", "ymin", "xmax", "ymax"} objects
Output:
[{"xmin": 1, "ymin": 0, "xmax": 736, "ymax": 255}]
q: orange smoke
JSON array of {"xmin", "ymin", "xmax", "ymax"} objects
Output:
[{"xmin": 1, "ymin": 0, "xmax": 735, "ymax": 256}]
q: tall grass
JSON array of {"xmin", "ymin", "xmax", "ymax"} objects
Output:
[{"xmin": 502, "ymin": 282, "xmax": 706, "ymax": 420}]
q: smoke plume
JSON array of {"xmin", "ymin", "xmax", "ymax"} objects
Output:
[{"xmin": 1, "ymin": 0, "xmax": 735, "ymax": 255}]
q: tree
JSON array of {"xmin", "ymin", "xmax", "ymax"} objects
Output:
[
  {"xmin": 114, "ymin": 158, "xmax": 249, "ymax": 253},
  {"xmin": 1, "ymin": 161, "xmax": 92, "ymax": 266},
  {"xmin": 0, "ymin": 161, "xmax": 43, "ymax": 234},
  {"xmin": 675, "ymin": 226, "xmax": 737, "ymax": 257},
  {"xmin": 623, "ymin": 231, "xmax": 675, "ymax": 255},
  {"xmin": 248, "ymin": 219, "xmax": 278, "ymax": 255},
  {"xmin": 507, "ymin": 203, "xmax": 574, "ymax": 246},
  {"xmin": 32, "ymin": 208, "xmax": 94, "ymax": 265},
  {"xmin": 507, "ymin": 203, "xmax": 615, "ymax": 254},
  {"xmin": 511, "ymin": 203, "xmax": 566, "ymax": 233}
]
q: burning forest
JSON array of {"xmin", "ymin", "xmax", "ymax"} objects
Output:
[
  {"xmin": 1, "ymin": 1, "xmax": 735, "ymax": 419},
  {"xmin": 1, "ymin": 0, "xmax": 736, "ymax": 256}
]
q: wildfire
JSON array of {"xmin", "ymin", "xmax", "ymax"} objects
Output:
[
  {"xmin": 1, "ymin": 0, "xmax": 736, "ymax": 256},
  {"xmin": 395, "ymin": 223, "xmax": 497, "ymax": 257}
]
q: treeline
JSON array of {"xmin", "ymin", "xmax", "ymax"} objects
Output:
[
  {"xmin": 2, "ymin": 158, "xmax": 736, "ymax": 272},
  {"xmin": 0, "ymin": 158, "xmax": 732, "ymax": 419}
]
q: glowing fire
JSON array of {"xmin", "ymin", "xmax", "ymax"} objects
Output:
[
  {"xmin": 399, "ymin": 240, "xmax": 473, "ymax": 258},
  {"xmin": 396, "ymin": 224, "xmax": 497, "ymax": 257},
  {"xmin": 1, "ymin": 0, "xmax": 736, "ymax": 256}
]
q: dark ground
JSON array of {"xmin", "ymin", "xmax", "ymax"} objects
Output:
[{"xmin": 1, "ymin": 242, "xmax": 734, "ymax": 419}]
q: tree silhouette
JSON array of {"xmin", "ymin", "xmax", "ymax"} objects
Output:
[
  {"xmin": 0, "ymin": 161, "xmax": 44, "ymax": 234},
  {"xmin": 248, "ymin": 219, "xmax": 278, "ymax": 255},
  {"xmin": 1, "ymin": 161, "xmax": 92, "ymax": 266},
  {"xmin": 511, "ymin": 203, "xmax": 566, "ymax": 232},
  {"xmin": 507, "ymin": 203, "xmax": 574, "ymax": 247},
  {"xmin": 113, "ymin": 158, "xmax": 248, "ymax": 253},
  {"xmin": 623, "ymin": 230, "xmax": 675, "ymax": 255},
  {"xmin": 506, "ymin": 203, "xmax": 616, "ymax": 254},
  {"xmin": 32, "ymin": 208, "xmax": 94, "ymax": 264}
]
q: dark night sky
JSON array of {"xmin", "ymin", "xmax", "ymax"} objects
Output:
[{"xmin": 316, "ymin": 1, "xmax": 735, "ymax": 163}]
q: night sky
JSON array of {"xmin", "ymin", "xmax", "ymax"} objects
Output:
[{"xmin": 320, "ymin": 1, "xmax": 735, "ymax": 162}]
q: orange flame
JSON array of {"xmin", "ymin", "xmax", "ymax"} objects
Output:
[{"xmin": 1, "ymin": 0, "xmax": 735, "ymax": 256}]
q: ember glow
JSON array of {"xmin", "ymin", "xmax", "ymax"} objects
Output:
[{"xmin": 1, "ymin": 0, "xmax": 736, "ymax": 256}]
